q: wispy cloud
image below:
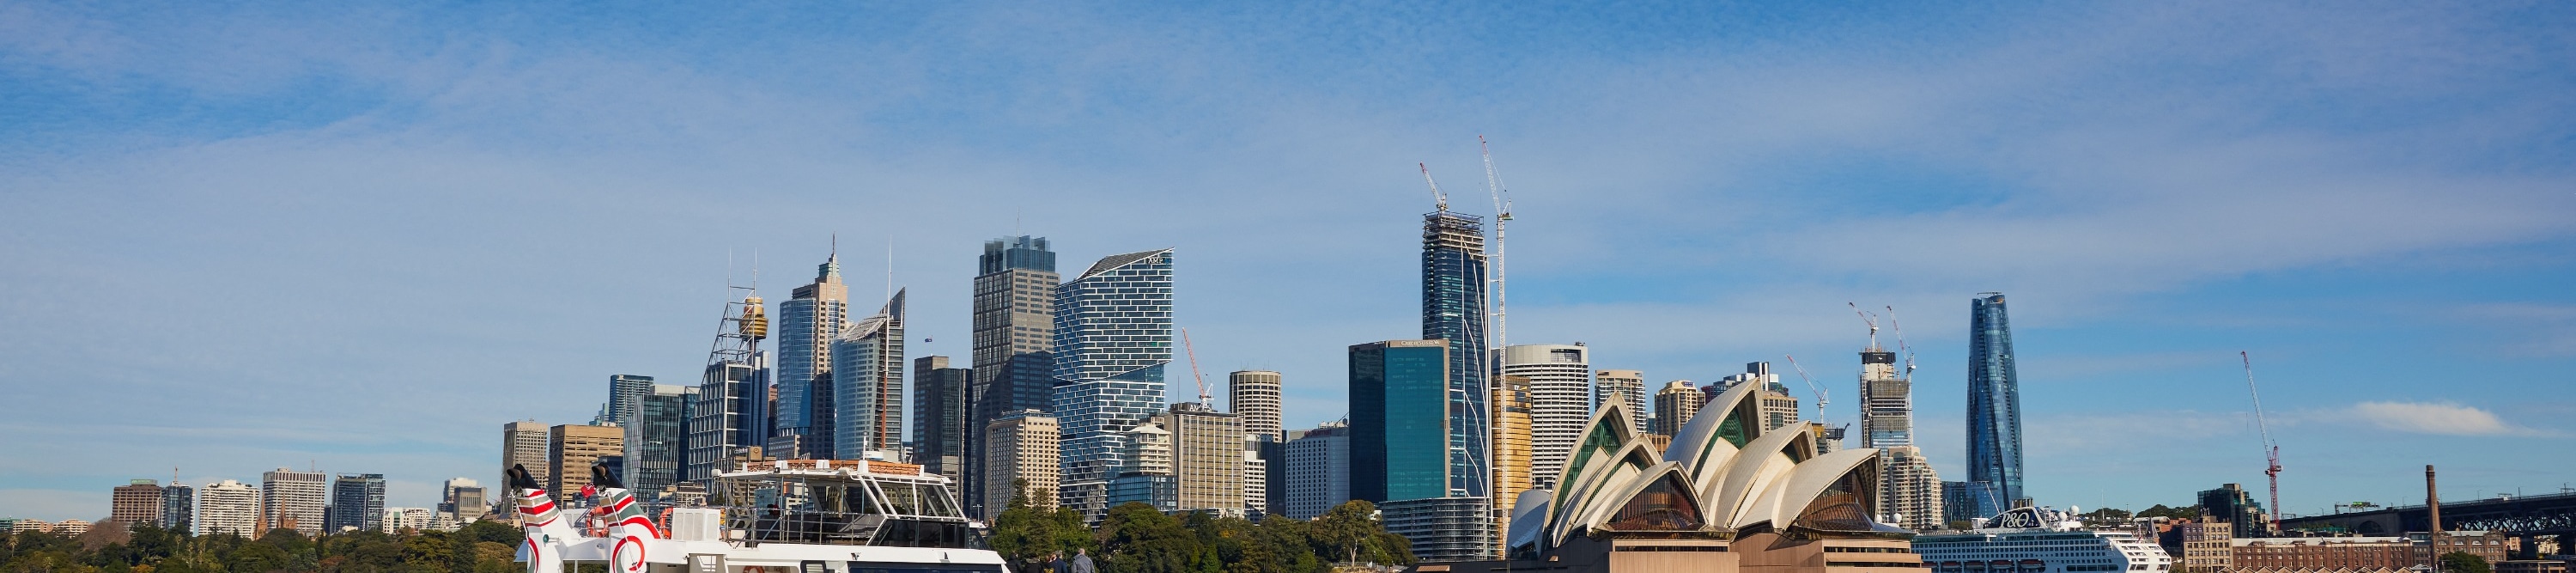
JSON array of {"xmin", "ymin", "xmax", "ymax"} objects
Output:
[{"xmin": 2345, "ymin": 401, "xmax": 2550, "ymax": 436}]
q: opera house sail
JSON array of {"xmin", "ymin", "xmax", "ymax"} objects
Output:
[{"xmin": 1431, "ymin": 381, "xmax": 1926, "ymax": 573}]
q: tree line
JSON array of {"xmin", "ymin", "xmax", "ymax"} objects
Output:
[
  {"xmin": 985, "ymin": 481, "xmax": 1415, "ymax": 573},
  {"xmin": 2, "ymin": 520, "xmax": 527, "ymax": 573}
]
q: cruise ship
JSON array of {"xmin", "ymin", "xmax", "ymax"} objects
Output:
[
  {"xmin": 509, "ymin": 459, "xmax": 1009, "ymax": 573},
  {"xmin": 1914, "ymin": 507, "xmax": 2172, "ymax": 573}
]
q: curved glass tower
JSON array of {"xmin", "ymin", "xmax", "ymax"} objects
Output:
[
  {"xmin": 1965, "ymin": 293, "xmax": 2026, "ymax": 510},
  {"xmin": 1421, "ymin": 210, "xmax": 1489, "ymax": 498}
]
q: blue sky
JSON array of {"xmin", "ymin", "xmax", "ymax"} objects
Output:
[{"xmin": 3, "ymin": 1, "xmax": 2573, "ymax": 521}]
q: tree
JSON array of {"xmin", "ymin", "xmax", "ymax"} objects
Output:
[
  {"xmin": 2439, "ymin": 552, "xmax": 2491, "ymax": 573},
  {"xmin": 1098, "ymin": 503, "xmax": 1207, "ymax": 573}
]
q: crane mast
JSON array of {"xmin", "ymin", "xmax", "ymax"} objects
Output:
[
  {"xmin": 1886, "ymin": 306, "xmax": 1917, "ymax": 376},
  {"xmin": 1480, "ymin": 136, "xmax": 1512, "ymax": 352},
  {"xmin": 1849, "ymin": 302, "xmax": 1880, "ymax": 351},
  {"xmin": 1420, "ymin": 162, "xmax": 1449, "ymax": 212},
  {"xmin": 1783, "ymin": 354, "xmax": 1828, "ymax": 422},
  {"xmin": 2243, "ymin": 351, "xmax": 2282, "ymax": 533}
]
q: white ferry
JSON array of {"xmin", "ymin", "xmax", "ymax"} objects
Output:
[
  {"xmin": 509, "ymin": 459, "xmax": 1010, "ymax": 573},
  {"xmin": 1913, "ymin": 507, "xmax": 2172, "ymax": 573}
]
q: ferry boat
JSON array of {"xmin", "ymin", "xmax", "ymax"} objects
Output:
[
  {"xmin": 1913, "ymin": 507, "xmax": 2172, "ymax": 573},
  {"xmin": 509, "ymin": 459, "xmax": 1010, "ymax": 573}
]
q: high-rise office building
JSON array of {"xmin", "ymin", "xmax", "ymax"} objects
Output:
[
  {"xmin": 689, "ymin": 292, "xmax": 769, "ymax": 480},
  {"xmin": 2199, "ymin": 483, "xmax": 2272, "ymax": 539},
  {"xmin": 1050, "ymin": 248, "xmax": 1175, "ymax": 517},
  {"xmin": 1594, "ymin": 369, "xmax": 1647, "ymax": 434},
  {"xmin": 198, "ymin": 480, "xmax": 260, "ymax": 536},
  {"xmin": 832, "ymin": 290, "xmax": 905, "ymax": 460},
  {"xmin": 1859, "ymin": 347, "xmax": 1911, "ymax": 448},
  {"xmin": 1419, "ymin": 210, "xmax": 1488, "ymax": 501},
  {"xmin": 1500, "ymin": 344, "xmax": 1590, "ymax": 488},
  {"xmin": 1718, "ymin": 362, "xmax": 1802, "ymax": 431},
  {"xmin": 161, "ymin": 482, "xmax": 193, "ymax": 532},
  {"xmin": 625, "ymin": 384, "xmax": 696, "ymax": 497},
  {"xmin": 1228, "ymin": 370, "xmax": 1283, "ymax": 441},
  {"xmin": 777, "ymin": 251, "xmax": 850, "ymax": 460},
  {"xmin": 965, "ymin": 236, "xmax": 1058, "ymax": 518},
  {"xmin": 440, "ymin": 478, "xmax": 486, "ymax": 522},
  {"xmin": 1107, "ymin": 418, "xmax": 1178, "ymax": 512},
  {"xmin": 262, "ymin": 468, "xmax": 327, "ymax": 535},
  {"xmin": 550, "ymin": 424, "xmax": 623, "ymax": 502},
  {"xmin": 112, "ymin": 479, "xmax": 163, "ymax": 526},
  {"xmin": 982, "ymin": 410, "xmax": 1059, "ymax": 515},
  {"xmin": 605, "ymin": 375, "xmax": 656, "ymax": 427},
  {"xmin": 1967, "ymin": 293, "xmax": 2027, "ymax": 509},
  {"xmin": 502, "ymin": 421, "xmax": 550, "ymax": 487},
  {"xmin": 1350, "ymin": 339, "xmax": 1460, "ymax": 503},
  {"xmin": 1159, "ymin": 403, "xmax": 1244, "ymax": 514},
  {"xmin": 1489, "ymin": 375, "xmax": 1534, "ymax": 555},
  {"xmin": 327, "ymin": 473, "xmax": 386, "ymax": 533},
  {"xmin": 1284, "ymin": 421, "xmax": 1352, "ymax": 520},
  {"xmin": 1229, "ymin": 369, "xmax": 1285, "ymax": 517},
  {"xmin": 1880, "ymin": 446, "xmax": 1944, "ymax": 531},
  {"xmin": 913, "ymin": 356, "xmax": 969, "ymax": 484},
  {"xmin": 1650, "ymin": 380, "xmax": 1703, "ymax": 436}
]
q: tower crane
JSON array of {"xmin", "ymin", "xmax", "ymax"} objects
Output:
[
  {"xmin": 1850, "ymin": 302, "xmax": 1880, "ymax": 350},
  {"xmin": 1183, "ymin": 328, "xmax": 1212, "ymax": 405},
  {"xmin": 2243, "ymin": 351, "xmax": 2283, "ymax": 533},
  {"xmin": 1419, "ymin": 162, "xmax": 1449, "ymax": 212},
  {"xmin": 1481, "ymin": 136, "xmax": 1513, "ymax": 351},
  {"xmin": 1783, "ymin": 354, "xmax": 1828, "ymax": 422},
  {"xmin": 1886, "ymin": 306, "xmax": 1917, "ymax": 376}
]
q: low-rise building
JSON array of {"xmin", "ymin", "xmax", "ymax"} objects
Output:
[
  {"xmin": 55, "ymin": 520, "xmax": 91, "ymax": 536},
  {"xmin": 2169, "ymin": 519, "xmax": 2233, "ymax": 573},
  {"xmin": 2233, "ymin": 537, "xmax": 2415, "ymax": 571}
]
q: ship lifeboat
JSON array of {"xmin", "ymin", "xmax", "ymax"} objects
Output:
[
  {"xmin": 1990, "ymin": 560, "xmax": 2014, "ymax": 572},
  {"xmin": 2019, "ymin": 559, "xmax": 2045, "ymax": 573},
  {"xmin": 1938, "ymin": 562, "xmax": 1963, "ymax": 573},
  {"xmin": 1965, "ymin": 561, "xmax": 1988, "ymax": 573}
]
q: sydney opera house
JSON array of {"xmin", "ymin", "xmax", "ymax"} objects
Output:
[{"xmin": 1425, "ymin": 381, "xmax": 1926, "ymax": 573}]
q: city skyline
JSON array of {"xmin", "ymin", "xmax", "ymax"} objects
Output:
[{"xmin": 4, "ymin": 3, "xmax": 2573, "ymax": 521}]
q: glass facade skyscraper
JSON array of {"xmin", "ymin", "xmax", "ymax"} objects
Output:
[
  {"xmin": 605, "ymin": 375, "xmax": 655, "ymax": 427},
  {"xmin": 1966, "ymin": 293, "xmax": 2026, "ymax": 509},
  {"xmin": 1419, "ymin": 211, "xmax": 1490, "ymax": 499},
  {"xmin": 832, "ymin": 290, "xmax": 906, "ymax": 460},
  {"xmin": 326, "ymin": 473, "xmax": 385, "ymax": 533},
  {"xmin": 966, "ymin": 235, "xmax": 1057, "ymax": 518},
  {"xmin": 1349, "ymin": 339, "xmax": 1455, "ymax": 503},
  {"xmin": 1049, "ymin": 248, "xmax": 1174, "ymax": 516},
  {"xmin": 775, "ymin": 253, "xmax": 848, "ymax": 459},
  {"xmin": 624, "ymin": 383, "xmax": 696, "ymax": 497},
  {"xmin": 912, "ymin": 356, "xmax": 971, "ymax": 484},
  {"xmin": 687, "ymin": 293, "xmax": 769, "ymax": 481}
]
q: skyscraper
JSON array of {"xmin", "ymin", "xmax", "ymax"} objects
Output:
[
  {"xmin": 550, "ymin": 424, "xmax": 623, "ymax": 501},
  {"xmin": 1228, "ymin": 370, "xmax": 1283, "ymax": 441},
  {"xmin": 625, "ymin": 384, "xmax": 696, "ymax": 497},
  {"xmin": 327, "ymin": 473, "xmax": 386, "ymax": 533},
  {"xmin": 1049, "ymin": 248, "xmax": 1175, "ymax": 517},
  {"xmin": 112, "ymin": 479, "xmax": 163, "ymax": 526},
  {"xmin": 1106, "ymin": 419, "xmax": 1177, "ymax": 512},
  {"xmin": 440, "ymin": 478, "xmax": 486, "ymax": 522},
  {"xmin": 1858, "ymin": 324, "xmax": 1944, "ymax": 531},
  {"xmin": 604, "ymin": 375, "xmax": 656, "ymax": 427},
  {"xmin": 502, "ymin": 421, "xmax": 550, "ymax": 487},
  {"xmin": 1649, "ymin": 380, "xmax": 1703, "ymax": 436},
  {"xmin": 1500, "ymin": 344, "xmax": 1590, "ymax": 488},
  {"xmin": 1419, "ymin": 210, "xmax": 1488, "ymax": 501},
  {"xmin": 261, "ymin": 468, "xmax": 327, "ymax": 535},
  {"xmin": 1349, "ymin": 339, "xmax": 1461, "ymax": 502},
  {"xmin": 982, "ymin": 410, "xmax": 1059, "ymax": 515},
  {"xmin": 1595, "ymin": 369, "xmax": 1647, "ymax": 433},
  {"xmin": 1160, "ymin": 403, "xmax": 1244, "ymax": 514},
  {"xmin": 832, "ymin": 290, "xmax": 905, "ymax": 460},
  {"xmin": 1284, "ymin": 420, "xmax": 1352, "ymax": 520},
  {"xmin": 1488, "ymin": 375, "xmax": 1533, "ymax": 555},
  {"xmin": 913, "ymin": 356, "xmax": 970, "ymax": 483},
  {"xmin": 198, "ymin": 480, "xmax": 260, "ymax": 536},
  {"xmin": 966, "ymin": 236, "xmax": 1058, "ymax": 518},
  {"xmin": 776, "ymin": 251, "xmax": 850, "ymax": 460},
  {"xmin": 161, "ymin": 482, "xmax": 193, "ymax": 533},
  {"xmin": 1967, "ymin": 293, "xmax": 2027, "ymax": 509},
  {"xmin": 688, "ymin": 291, "xmax": 769, "ymax": 480}
]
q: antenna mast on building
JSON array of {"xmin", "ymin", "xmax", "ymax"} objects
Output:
[
  {"xmin": 1419, "ymin": 162, "xmax": 1449, "ymax": 212},
  {"xmin": 1182, "ymin": 328, "xmax": 1212, "ymax": 405},
  {"xmin": 2243, "ymin": 351, "xmax": 2283, "ymax": 533},
  {"xmin": 1481, "ymin": 136, "xmax": 1513, "ymax": 352}
]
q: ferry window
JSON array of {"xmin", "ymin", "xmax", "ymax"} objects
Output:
[{"xmin": 882, "ymin": 483, "xmax": 925, "ymax": 515}]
